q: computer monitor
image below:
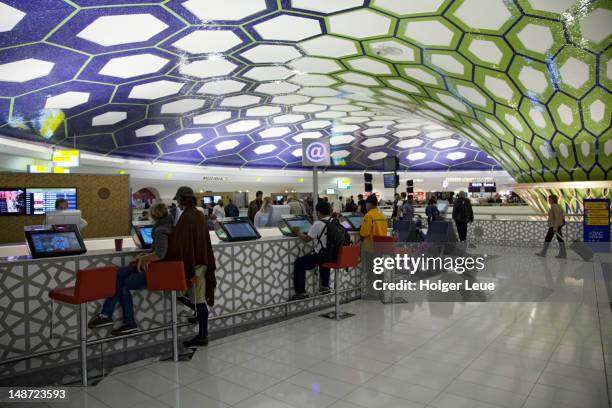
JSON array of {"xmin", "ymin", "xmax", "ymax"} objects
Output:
[
  {"xmin": 24, "ymin": 224, "xmax": 87, "ymax": 259},
  {"xmin": 383, "ymin": 173, "xmax": 398, "ymax": 188},
  {"xmin": 436, "ymin": 200, "xmax": 449, "ymax": 215},
  {"xmin": 0, "ymin": 188, "xmax": 25, "ymax": 215},
  {"xmin": 25, "ymin": 188, "xmax": 77, "ymax": 215},
  {"xmin": 213, "ymin": 195, "xmax": 222, "ymax": 204},
  {"xmin": 340, "ymin": 214, "xmax": 364, "ymax": 231},
  {"xmin": 132, "ymin": 224, "xmax": 154, "ymax": 249},
  {"xmin": 326, "ymin": 188, "xmax": 335, "ymax": 194},
  {"xmin": 483, "ymin": 182, "xmax": 496, "ymax": 192},
  {"xmin": 215, "ymin": 219, "xmax": 261, "ymax": 242},
  {"xmin": 278, "ymin": 216, "xmax": 313, "ymax": 236},
  {"xmin": 202, "ymin": 196, "xmax": 214, "ymax": 205},
  {"xmin": 267, "ymin": 205, "xmax": 291, "ymax": 227},
  {"xmin": 45, "ymin": 210, "xmax": 84, "ymax": 229}
]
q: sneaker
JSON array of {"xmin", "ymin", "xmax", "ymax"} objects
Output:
[
  {"xmin": 290, "ymin": 293, "xmax": 309, "ymax": 301},
  {"xmin": 183, "ymin": 336, "xmax": 208, "ymax": 348},
  {"xmin": 319, "ymin": 286, "xmax": 331, "ymax": 294},
  {"xmin": 111, "ymin": 324, "xmax": 138, "ymax": 336},
  {"xmin": 88, "ymin": 314, "xmax": 113, "ymax": 329}
]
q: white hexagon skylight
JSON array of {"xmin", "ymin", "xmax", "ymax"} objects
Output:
[
  {"xmin": 254, "ymin": 144, "xmax": 277, "ymax": 155},
  {"xmin": 161, "ymin": 98, "xmax": 205, "ymax": 114},
  {"xmin": 516, "ymin": 24, "xmax": 554, "ymax": 54},
  {"xmin": 246, "ymin": 106, "xmax": 282, "ymax": 116},
  {"xmin": 299, "ymin": 35, "xmax": 358, "ymax": 58},
  {"xmin": 45, "ymin": 92, "xmax": 90, "ymax": 109},
  {"xmin": 0, "ymin": 3, "xmax": 26, "ymax": 32},
  {"xmin": 77, "ymin": 14, "xmax": 169, "ymax": 46},
  {"xmin": 259, "ymin": 127, "xmax": 290, "ymax": 138},
  {"xmin": 372, "ymin": 0, "xmax": 446, "ymax": 15},
  {"xmin": 179, "ymin": 59, "xmax": 237, "ymax": 79},
  {"xmin": 453, "ymin": 0, "xmax": 513, "ymax": 31},
  {"xmin": 128, "ymin": 80, "xmax": 183, "ymax": 100},
  {"xmin": 403, "ymin": 20, "xmax": 456, "ymax": 47},
  {"xmin": 176, "ymin": 133, "xmax": 203, "ymax": 146},
  {"xmin": 92, "ymin": 112, "xmax": 127, "ymax": 126},
  {"xmin": 467, "ymin": 39, "xmax": 503, "ymax": 65},
  {"xmin": 241, "ymin": 44, "xmax": 301, "ymax": 63},
  {"xmin": 215, "ymin": 140, "xmax": 240, "ymax": 151},
  {"xmin": 328, "ymin": 9, "xmax": 392, "ymax": 39},
  {"xmin": 220, "ymin": 95, "xmax": 261, "ymax": 107},
  {"xmin": 254, "ymin": 15, "xmax": 321, "ymax": 41},
  {"xmin": 99, "ymin": 54, "xmax": 169, "ymax": 79},
  {"xmin": 172, "ymin": 30, "xmax": 242, "ymax": 54},
  {"xmin": 198, "ymin": 79, "xmax": 245, "ymax": 95},
  {"xmin": 136, "ymin": 124, "xmax": 165, "ymax": 137},
  {"xmin": 0, "ymin": 59, "xmax": 54, "ymax": 83},
  {"xmin": 244, "ymin": 66, "xmax": 293, "ymax": 81},
  {"xmin": 182, "ymin": 0, "xmax": 267, "ymax": 21},
  {"xmin": 292, "ymin": 0, "xmax": 364, "ymax": 14},
  {"xmin": 558, "ymin": 57, "xmax": 590, "ymax": 89},
  {"xmin": 226, "ymin": 120, "xmax": 260, "ymax": 133},
  {"xmin": 193, "ymin": 111, "xmax": 232, "ymax": 125}
]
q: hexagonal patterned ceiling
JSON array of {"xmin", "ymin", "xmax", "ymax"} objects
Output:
[{"xmin": 0, "ymin": 0, "xmax": 610, "ymax": 181}]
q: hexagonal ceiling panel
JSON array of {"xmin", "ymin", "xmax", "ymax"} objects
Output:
[{"xmin": 0, "ymin": 0, "xmax": 609, "ymax": 181}]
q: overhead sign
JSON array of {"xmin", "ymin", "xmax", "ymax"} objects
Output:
[
  {"xmin": 583, "ymin": 198, "xmax": 610, "ymax": 242},
  {"xmin": 28, "ymin": 165, "xmax": 50, "ymax": 173},
  {"xmin": 337, "ymin": 178, "xmax": 351, "ymax": 190},
  {"xmin": 52, "ymin": 167, "xmax": 70, "ymax": 174},
  {"xmin": 52, "ymin": 149, "xmax": 80, "ymax": 167},
  {"xmin": 302, "ymin": 138, "xmax": 330, "ymax": 167}
]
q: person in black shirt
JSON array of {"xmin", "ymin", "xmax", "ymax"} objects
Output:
[
  {"xmin": 224, "ymin": 199, "xmax": 239, "ymax": 217},
  {"xmin": 357, "ymin": 194, "xmax": 367, "ymax": 216},
  {"xmin": 452, "ymin": 191, "xmax": 474, "ymax": 242}
]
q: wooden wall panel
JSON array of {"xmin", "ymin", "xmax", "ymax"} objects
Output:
[{"xmin": 0, "ymin": 173, "xmax": 130, "ymax": 244}]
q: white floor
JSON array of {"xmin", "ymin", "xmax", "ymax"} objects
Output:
[{"xmin": 34, "ymin": 248, "xmax": 612, "ymax": 408}]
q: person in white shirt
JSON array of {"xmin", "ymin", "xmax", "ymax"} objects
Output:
[
  {"xmin": 332, "ymin": 196, "xmax": 343, "ymax": 214},
  {"xmin": 254, "ymin": 197, "xmax": 272, "ymax": 228},
  {"xmin": 212, "ymin": 200, "xmax": 225, "ymax": 221},
  {"xmin": 289, "ymin": 201, "xmax": 332, "ymax": 300}
]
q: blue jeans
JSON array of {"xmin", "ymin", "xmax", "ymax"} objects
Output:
[{"xmin": 101, "ymin": 265, "xmax": 147, "ymax": 325}]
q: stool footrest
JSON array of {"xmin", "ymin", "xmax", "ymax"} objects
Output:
[{"xmin": 320, "ymin": 311, "xmax": 355, "ymax": 320}]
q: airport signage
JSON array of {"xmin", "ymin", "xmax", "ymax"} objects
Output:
[
  {"xmin": 52, "ymin": 149, "xmax": 80, "ymax": 167},
  {"xmin": 302, "ymin": 138, "xmax": 330, "ymax": 167},
  {"xmin": 583, "ymin": 198, "xmax": 610, "ymax": 242}
]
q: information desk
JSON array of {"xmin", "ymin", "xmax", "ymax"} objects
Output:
[{"xmin": 0, "ymin": 231, "xmax": 363, "ymax": 380}]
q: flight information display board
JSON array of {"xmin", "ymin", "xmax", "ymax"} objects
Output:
[{"xmin": 25, "ymin": 188, "xmax": 77, "ymax": 215}]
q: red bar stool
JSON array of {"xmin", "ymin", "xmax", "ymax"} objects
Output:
[
  {"xmin": 146, "ymin": 261, "xmax": 187, "ymax": 362},
  {"xmin": 48, "ymin": 266, "xmax": 117, "ymax": 386},
  {"xmin": 321, "ymin": 244, "xmax": 361, "ymax": 321}
]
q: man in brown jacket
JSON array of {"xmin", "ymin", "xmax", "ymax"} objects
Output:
[
  {"xmin": 167, "ymin": 187, "xmax": 217, "ymax": 347},
  {"xmin": 247, "ymin": 190, "xmax": 263, "ymax": 222},
  {"xmin": 536, "ymin": 194, "xmax": 566, "ymax": 258}
]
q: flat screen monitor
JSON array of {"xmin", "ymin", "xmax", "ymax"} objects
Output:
[
  {"xmin": 468, "ymin": 182, "xmax": 482, "ymax": 193},
  {"xmin": 25, "ymin": 224, "xmax": 87, "ymax": 258},
  {"xmin": 202, "ymin": 196, "xmax": 214, "ymax": 205},
  {"xmin": 436, "ymin": 200, "xmax": 449, "ymax": 215},
  {"xmin": 217, "ymin": 220, "xmax": 261, "ymax": 242},
  {"xmin": 286, "ymin": 217, "xmax": 313, "ymax": 234},
  {"xmin": 326, "ymin": 188, "xmax": 335, "ymax": 194},
  {"xmin": 213, "ymin": 195, "xmax": 222, "ymax": 204},
  {"xmin": 341, "ymin": 214, "xmax": 364, "ymax": 231},
  {"xmin": 383, "ymin": 173, "xmax": 398, "ymax": 188},
  {"xmin": 133, "ymin": 224, "xmax": 154, "ymax": 249},
  {"xmin": 45, "ymin": 210, "xmax": 83, "ymax": 228},
  {"xmin": 25, "ymin": 188, "xmax": 77, "ymax": 215},
  {"xmin": 383, "ymin": 156, "xmax": 398, "ymax": 172},
  {"xmin": 0, "ymin": 188, "xmax": 25, "ymax": 215},
  {"xmin": 483, "ymin": 182, "xmax": 496, "ymax": 192}
]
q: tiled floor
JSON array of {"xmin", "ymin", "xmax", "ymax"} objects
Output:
[{"xmin": 28, "ymin": 249, "xmax": 612, "ymax": 408}]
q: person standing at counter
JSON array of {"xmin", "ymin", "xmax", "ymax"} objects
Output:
[
  {"xmin": 54, "ymin": 198, "xmax": 88, "ymax": 230},
  {"xmin": 88, "ymin": 203, "xmax": 173, "ymax": 335},
  {"xmin": 290, "ymin": 201, "xmax": 335, "ymax": 300},
  {"xmin": 357, "ymin": 194, "xmax": 367, "ymax": 216},
  {"xmin": 536, "ymin": 194, "xmax": 566, "ymax": 259},
  {"xmin": 254, "ymin": 197, "xmax": 273, "ymax": 228},
  {"xmin": 360, "ymin": 195, "xmax": 388, "ymax": 300},
  {"xmin": 288, "ymin": 197, "xmax": 304, "ymax": 216},
  {"xmin": 224, "ymin": 199, "xmax": 239, "ymax": 217},
  {"xmin": 212, "ymin": 200, "xmax": 225, "ymax": 220},
  {"xmin": 452, "ymin": 191, "xmax": 474, "ymax": 243},
  {"xmin": 248, "ymin": 191, "xmax": 263, "ymax": 222},
  {"xmin": 425, "ymin": 198, "xmax": 439, "ymax": 226},
  {"xmin": 167, "ymin": 188, "xmax": 217, "ymax": 347}
]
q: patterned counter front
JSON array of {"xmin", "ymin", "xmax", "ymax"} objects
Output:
[{"xmin": 0, "ymin": 237, "xmax": 363, "ymax": 380}]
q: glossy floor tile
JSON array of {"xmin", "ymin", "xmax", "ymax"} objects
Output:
[{"xmin": 76, "ymin": 248, "xmax": 610, "ymax": 408}]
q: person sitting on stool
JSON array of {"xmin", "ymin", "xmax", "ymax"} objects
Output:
[
  {"xmin": 290, "ymin": 201, "xmax": 333, "ymax": 301},
  {"xmin": 88, "ymin": 203, "xmax": 173, "ymax": 335}
]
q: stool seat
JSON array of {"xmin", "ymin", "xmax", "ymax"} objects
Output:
[
  {"xmin": 146, "ymin": 261, "xmax": 187, "ymax": 292},
  {"xmin": 321, "ymin": 244, "xmax": 360, "ymax": 269},
  {"xmin": 48, "ymin": 287, "xmax": 78, "ymax": 304}
]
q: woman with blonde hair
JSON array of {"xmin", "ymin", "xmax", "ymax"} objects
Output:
[{"xmin": 254, "ymin": 196, "xmax": 273, "ymax": 228}]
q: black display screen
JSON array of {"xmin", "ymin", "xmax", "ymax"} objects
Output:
[
  {"xmin": 0, "ymin": 188, "xmax": 25, "ymax": 215},
  {"xmin": 224, "ymin": 222, "xmax": 258, "ymax": 239},
  {"xmin": 383, "ymin": 173, "xmax": 398, "ymax": 188}
]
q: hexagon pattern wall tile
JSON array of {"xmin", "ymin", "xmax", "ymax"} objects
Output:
[{"xmin": 0, "ymin": 0, "xmax": 610, "ymax": 181}]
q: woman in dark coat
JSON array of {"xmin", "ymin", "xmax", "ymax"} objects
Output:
[{"xmin": 167, "ymin": 189, "xmax": 217, "ymax": 347}]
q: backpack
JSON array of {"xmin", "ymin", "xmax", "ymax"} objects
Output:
[{"xmin": 317, "ymin": 218, "xmax": 351, "ymax": 262}]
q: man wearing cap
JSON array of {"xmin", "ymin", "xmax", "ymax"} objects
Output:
[{"xmin": 171, "ymin": 186, "xmax": 205, "ymax": 225}]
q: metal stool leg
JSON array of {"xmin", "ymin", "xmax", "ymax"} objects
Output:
[
  {"xmin": 334, "ymin": 268, "xmax": 340, "ymax": 321},
  {"xmin": 79, "ymin": 303, "xmax": 88, "ymax": 386},
  {"xmin": 171, "ymin": 291, "xmax": 178, "ymax": 362}
]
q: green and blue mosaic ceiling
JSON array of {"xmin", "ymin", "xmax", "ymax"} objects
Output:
[{"xmin": 0, "ymin": 0, "xmax": 610, "ymax": 180}]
